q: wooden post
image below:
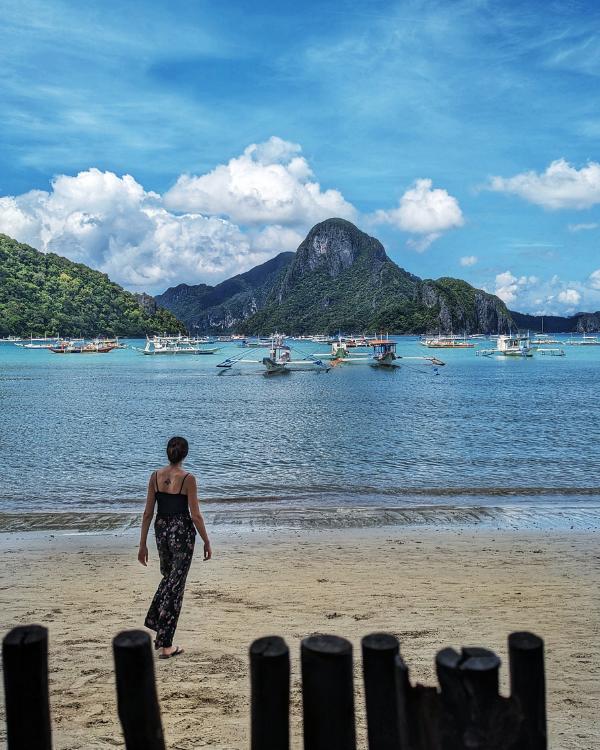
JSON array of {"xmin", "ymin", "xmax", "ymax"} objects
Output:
[
  {"xmin": 250, "ymin": 636, "xmax": 290, "ymax": 750},
  {"xmin": 393, "ymin": 653, "xmax": 412, "ymax": 750},
  {"xmin": 301, "ymin": 634, "xmax": 356, "ymax": 750},
  {"xmin": 362, "ymin": 633, "xmax": 400, "ymax": 750},
  {"xmin": 458, "ymin": 647, "xmax": 501, "ymax": 750},
  {"xmin": 508, "ymin": 632, "xmax": 546, "ymax": 750},
  {"xmin": 3, "ymin": 625, "xmax": 52, "ymax": 750},
  {"xmin": 113, "ymin": 630, "xmax": 166, "ymax": 750}
]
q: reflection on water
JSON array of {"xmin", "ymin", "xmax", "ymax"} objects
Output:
[{"xmin": 1, "ymin": 337, "xmax": 599, "ymax": 530}]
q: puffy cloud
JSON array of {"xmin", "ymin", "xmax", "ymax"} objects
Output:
[
  {"xmin": 373, "ymin": 178, "xmax": 464, "ymax": 251},
  {"xmin": 557, "ymin": 288, "xmax": 581, "ymax": 306},
  {"xmin": 494, "ymin": 271, "xmax": 538, "ymax": 305},
  {"xmin": 0, "ymin": 168, "xmax": 275, "ymax": 289},
  {"xmin": 250, "ymin": 225, "xmax": 304, "ymax": 254},
  {"xmin": 164, "ymin": 136, "xmax": 357, "ymax": 227},
  {"xmin": 460, "ymin": 255, "xmax": 478, "ymax": 266},
  {"xmin": 495, "ymin": 270, "xmax": 519, "ymax": 304},
  {"xmin": 588, "ymin": 269, "xmax": 600, "ymax": 290},
  {"xmin": 488, "ymin": 159, "xmax": 600, "ymax": 210}
]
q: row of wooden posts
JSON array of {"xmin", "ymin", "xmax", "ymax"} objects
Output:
[{"xmin": 3, "ymin": 625, "xmax": 546, "ymax": 749}]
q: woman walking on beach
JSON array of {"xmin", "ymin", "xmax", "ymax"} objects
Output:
[{"xmin": 138, "ymin": 436, "xmax": 211, "ymax": 659}]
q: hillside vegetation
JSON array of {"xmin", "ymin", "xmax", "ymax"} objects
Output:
[{"xmin": 0, "ymin": 234, "xmax": 184, "ymax": 337}]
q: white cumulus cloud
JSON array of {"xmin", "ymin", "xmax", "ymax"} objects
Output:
[
  {"xmin": 373, "ymin": 178, "xmax": 464, "ymax": 251},
  {"xmin": 460, "ymin": 255, "xmax": 478, "ymax": 266},
  {"xmin": 557, "ymin": 288, "xmax": 581, "ymax": 306},
  {"xmin": 164, "ymin": 136, "xmax": 357, "ymax": 227},
  {"xmin": 588, "ymin": 269, "xmax": 600, "ymax": 290},
  {"xmin": 0, "ymin": 168, "xmax": 275, "ymax": 290},
  {"xmin": 488, "ymin": 159, "xmax": 600, "ymax": 210},
  {"xmin": 568, "ymin": 222, "xmax": 598, "ymax": 232}
]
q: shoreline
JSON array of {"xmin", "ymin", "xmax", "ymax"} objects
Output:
[
  {"xmin": 0, "ymin": 526, "xmax": 598, "ymax": 749},
  {"xmin": 0, "ymin": 501, "xmax": 599, "ymax": 533}
]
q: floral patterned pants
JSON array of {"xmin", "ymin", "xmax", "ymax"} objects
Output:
[{"xmin": 145, "ymin": 514, "xmax": 195, "ymax": 648}]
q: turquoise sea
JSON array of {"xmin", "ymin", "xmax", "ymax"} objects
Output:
[{"xmin": 1, "ymin": 337, "xmax": 599, "ymax": 531}]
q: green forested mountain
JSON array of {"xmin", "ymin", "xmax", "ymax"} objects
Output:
[
  {"xmin": 0, "ymin": 234, "xmax": 184, "ymax": 337},
  {"xmin": 155, "ymin": 252, "xmax": 294, "ymax": 332},
  {"xmin": 157, "ymin": 219, "xmax": 513, "ymax": 334}
]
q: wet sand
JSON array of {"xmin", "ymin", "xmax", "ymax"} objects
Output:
[{"xmin": 0, "ymin": 526, "xmax": 598, "ymax": 749}]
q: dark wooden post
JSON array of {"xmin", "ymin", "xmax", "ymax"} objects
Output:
[
  {"xmin": 436, "ymin": 646, "xmax": 501, "ymax": 750},
  {"xmin": 3, "ymin": 625, "xmax": 52, "ymax": 750},
  {"xmin": 113, "ymin": 630, "xmax": 166, "ymax": 750},
  {"xmin": 250, "ymin": 636, "xmax": 290, "ymax": 750},
  {"xmin": 508, "ymin": 631, "xmax": 546, "ymax": 750},
  {"xmin": 362, "ymin": 633, "xmax": 400, "ymax": 750},
  {"xmin": 301, "ymin": 634, "xmax": 356, "ymax": 750},
  {"xmin": 393, "ymin": 653, "xmax": 413, "ymax": 750}
]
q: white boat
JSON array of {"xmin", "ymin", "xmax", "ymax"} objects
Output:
[
  {"xmin": 136, "ymin": 335, "xmax": 219, "ymax": 355},
  {"xmin": 477, "ymin": 333, "xmax": 533, "ymax": 357},
  {"xmin": 15, "ymin": 334, "xmax": 61, "ymax": 349},
  {"xmin": 421, "ymin": 334, "xmax": 475, "ymax": 348},
  {"xmin": 565, "ymin": 333, "xmax": 600, "ymax": 346},
  {"xmin": 217, "ymin": 336, "xmax": 330, "ymax": 374}
]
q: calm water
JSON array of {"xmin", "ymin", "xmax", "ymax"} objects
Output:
[{"xmin": 1, "ymin": 338, "xmax": 599, "ymax": 530}]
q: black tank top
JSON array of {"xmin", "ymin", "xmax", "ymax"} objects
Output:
[{"xmin": 154, "ymin": 472, "xmax": 190, "ymax": 516}]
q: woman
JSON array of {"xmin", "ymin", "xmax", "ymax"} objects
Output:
[{"xmin": 138, "ymin": 436, "xmax": 212, "ymax": 659}]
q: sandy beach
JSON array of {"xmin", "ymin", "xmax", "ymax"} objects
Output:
[{"xmin": 0, "ymin": 525, "xmax": 598, "ymax": 749}]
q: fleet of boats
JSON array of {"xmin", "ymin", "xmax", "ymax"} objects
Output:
[{"xmin": 6, "ymin": 328, "xmax": 600, "ymax": 369}]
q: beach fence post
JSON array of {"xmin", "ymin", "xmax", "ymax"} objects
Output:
[
  {"xmin": 436, "ymin": 645, "xmax": 505, "ymax": 749},
  {"xmin": 301, "ymin": 634, "xmax": 356, "ymax": 750},
  {"xmin": 361, "ymin": 633, "xmax": 401, "ymax": 750},
  {"xmin": 112, "ymin": 630, "xmax": 166, "ymax": 750},
  {"xmin": 250, "ymin": 635, "xmax": 290, "ymax": 750},
  {"xmin": 509, "ymin": 631, "xmax": 547, "ymax": 750},
  {"xmin": 2, "ymin": 624, "xmax": 52, "ymax": 750}
]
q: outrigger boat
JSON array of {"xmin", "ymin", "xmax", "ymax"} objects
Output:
[
  {"xmin": 477, "ymin": 333, "xmax": 534, "ymax": 357},
  {"xmin": 15, "ymin": 334, "xmax": 61, "ymax": 349},
  {"xmin": 315, "ymin": 338, "xmax": 445, "ymax": 368},
  {"xmin": 135, "ymin": 335, "xmax": 220, "ymax": 355},
  {"xmin": 565, "ymin": 333, "xmax": 600, "ymax": 346},
  {"xmin": 217, "ymin": 335, "xmax": 330, "ymax": 374}
]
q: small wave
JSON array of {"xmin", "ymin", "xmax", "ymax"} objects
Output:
[{"xmin": 1, "ymin": 504, "xmax": 599, "ymax": 533}]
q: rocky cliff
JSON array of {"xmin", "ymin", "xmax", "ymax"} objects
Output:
[{"xmin": 157, "ymin": 219, "xmax": 513, "ymax": 334}]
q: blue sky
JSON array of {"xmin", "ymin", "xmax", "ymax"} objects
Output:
[{"xmin": 1, "ymin": 0, "xmax": 600, "ymax": 312}]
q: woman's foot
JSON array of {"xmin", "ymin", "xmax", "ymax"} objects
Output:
[{"xmin": 158, "ymin": 645, "xmax": 184, "ymax": 659}]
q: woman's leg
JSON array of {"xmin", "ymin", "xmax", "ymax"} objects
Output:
[
  {"xmin": 144, "ymin": 518, "xmax": 173, "ymax": 639},
  {"xmin": 147, "ymin": 517, "xmax": 195, "ymax": 650}
]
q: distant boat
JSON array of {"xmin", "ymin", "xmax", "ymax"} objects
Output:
[
  {"xmin": 421, "ymin": 334, "xmax": 475, "ymax": 348},
  {"xmin": 565, "ymin": 333, "xmax": 600, "ymax": 346},
  {"xmin": 15, "ymin": 334, "xmax": 61, "ymax": 349},
  {"xmin": 477, "ymin": 333, "xmax": 533, "ymax": 357},
  {"xmin": 136, "ymin": 335, "xmax": 219, "ymax": 355}
]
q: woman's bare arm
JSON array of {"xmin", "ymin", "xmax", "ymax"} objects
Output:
[
  {"xmin": 187, "ymin": 475, "xmax": 212, "ymax": 560},
  {"xmin": 138, "ymin": 473, "xmax": 157, "ymax": 566}
]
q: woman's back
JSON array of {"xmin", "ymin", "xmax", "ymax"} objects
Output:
[{"xmin": 154, "ymin": 467, "xmax": 191, "ymax": 516}]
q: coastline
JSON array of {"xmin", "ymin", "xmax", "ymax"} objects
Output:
[{"xmin": 0, "ymin": 526, "xmax": 598, "ymax": 749}]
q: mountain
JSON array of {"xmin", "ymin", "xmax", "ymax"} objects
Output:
[
  {"xmin": 157, "ymin": 219, "xmax": 513, "ymax": 334},
  {"xmin": 511, "ymin": 310, "xmax": 600, "ymax": 333},
  {"xmin": 0, "ymin": 234, "xmax": 184, "ymax": 337},
  {"xmin": 155, "ymin": 252, "xmax": 293, "ymax": 332}
]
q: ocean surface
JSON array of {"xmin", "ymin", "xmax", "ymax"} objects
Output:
[{"xmin": 1, "ymin": 337, "xmax": 599, "ymax": 531}]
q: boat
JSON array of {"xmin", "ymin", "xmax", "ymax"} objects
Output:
[
  {"xmin": 565, "ymin": 333, "xmax": 600, "ymax": 346},
  {"xmin": 531, "ymin": 335, "xmax": 561, "ymax": 346},
  {"xmin": 371, "ymin": 338, "xmax": 400, "ymax": 367},
  {"xmin": 217, "ymin": 336, "xmax": 330, "ymax": 374},
  {"xmin": 477, "ymin": 333, "xmax": 533, "ymax": 357},
  {"xmin": 421, "ymin": 334, "xmax": 475, "ymax": 348},
  {"xmin": 50, "ymin": 339, "xmax": 86, "ymax": 354},
  {"xmin": 136, "ymin": 335, "xmax": 220, "ymax": 355},
  {"xmin": 15, "ymin": 335, "xmax": 61, "ymax": 349}
]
